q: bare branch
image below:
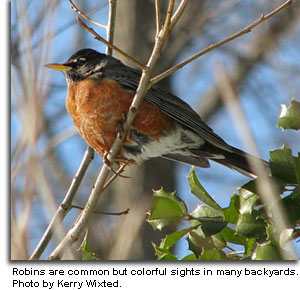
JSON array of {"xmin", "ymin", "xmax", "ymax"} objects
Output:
[
  {"xmin": 72, "ymin": 205, "xmax": 129, "ymax": 216},
  {"xmin": 102, "ymin": 163, "xmax": 128, "ymax": 191},
  {"xmin": 77, "ymin": 17, "xmax": 147, "ymax": 70},
  {"xmin": 160, "ymin": 0, "xmax": 174, "ymax": 37},
  {"xmin": 29, "ymin": 146, "xmax": 94, "ymax": 260},
  {"xmin": 154, "ymin": 0, "xmax": 162, "ymax": 37},
  {"xmin": 170, "ymin": 0, "xmax": 190, "ymax": 30},
  {"xmin": 149, "ymin": 0, "xmax": 294, "ymax": 86},
  {"xmin": 106, "ymin": 0, "xmax": 117, "ymax": 55},
  {"xmin": 68, "ymin": 0, "xmax": 106, "ymax": 29}
]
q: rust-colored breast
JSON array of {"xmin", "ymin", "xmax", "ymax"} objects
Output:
[{"xmin": 66, "ymin": 77, "xmax": 173, "ymax": 158}]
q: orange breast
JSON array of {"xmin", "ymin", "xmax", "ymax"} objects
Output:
[{"xmin": 66, "ymin": 78, "xmax": 173, "ymax": 157}]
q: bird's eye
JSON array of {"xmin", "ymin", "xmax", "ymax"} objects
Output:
[
  {"xmin": 76, "ymin": 57, "xmax": 86, "ymax": 66},
  {"xmin": 67, "ymin": 57, "xmax": 86, "ymax": 68}
]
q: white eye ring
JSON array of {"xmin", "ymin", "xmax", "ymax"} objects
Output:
[{"xmin": 70, "ymin": 57, "xmax": 86, "ymax": 64}]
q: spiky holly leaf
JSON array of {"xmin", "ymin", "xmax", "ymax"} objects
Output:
[
  {"xmin": 147, "ymin": 188, "xmax": 187, "ymax": 230},
  {"xmin": 77, "ymin": 231, "xmax": 101, "ymax": 260},
  {"xmin": 277, "ymin": 100, "xmax": 300, "ymax": 130},
  {"xmin": 269, "ymin": 146, "xmax": 298, "ymax": 184},
  {"xmin": 188, "ymin": 167, "xmax": 221, "ymax": 210}
]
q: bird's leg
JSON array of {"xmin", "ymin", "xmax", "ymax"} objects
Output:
[{"xmin": 116, "ymin": 112, "xmax": 129, "ymax": 140}]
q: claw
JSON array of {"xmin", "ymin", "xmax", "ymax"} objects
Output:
[{"xmin": 103, "ymin": 151, "xmax": 131, "ymax": 178}]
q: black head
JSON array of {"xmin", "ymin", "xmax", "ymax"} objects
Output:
[{"xmin": 45, "ymin": 48, "xmax": 118, "ymax": 83}]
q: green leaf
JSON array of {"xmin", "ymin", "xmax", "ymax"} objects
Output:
[
  {"xmin": 147, "ymin": 188, "xmax": 187, "ymax": 230},
  {"xmin": 223, "ymin": 194, "xmax": 240, "ymax": 224},
  {"xmin": 190, "ymin": 205, "xmax": 224, "ymax": 221},
  {"xmin": 151, "ymin": 242, "xmax": 178, "ymax": 260},
  {"xmin": 220, "ymin": 226, "xmax": 247, "ymax": 246},
  {"xmin": 236, "ymin": 212, "xmax": 266, "ymax": 239},
  {"xmin": 77, "ymin": 231, "xmax": 101, "ymax": 260},
  {"xmin": 187, "ymin": 227, "xmax": 226, "ymax": 257},
  {"xmin": 277, "ymin": 100, "xmax": 300, "ymax": 130},
  {"xmin": 190, "ymin": 205, "xmax": 226, "ymax": 236},
  {"xmin": 269, "ymin": 146, "xmax": 298, "ymax": 184},
  {"xmin": 282, "ymin": 188, "xmax": 300, "ymax": 226},
  {"xmin": 253, "ymin": 242, "xmax": 292, "ymax": 260},
  {"xmin": 239, "ymin": 188, "xmax": 260, "ymax": 214},
  {"xmin": 199, "ymin": 249, "xmax": 224, "ymax": 260},
  {"xmin": 188, "ymin": 167, "xmax": 221, "ymax": 210},
  {"xmin": 159, "ymin": 227, "xmax": 193, "ymax": 250},
  {"xmin": 201, "ymin": 222, "xmax": 228, "ymax": 236},
  {"xmin": 244, "ymin": 238, "xmax": 256, "ymax": 257}
]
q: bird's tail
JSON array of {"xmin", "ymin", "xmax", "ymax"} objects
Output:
[
  {"xmin": 162, "ymin": 145, "xmax": 268, "ymax": 178},
  {"xmin": 211, "ymin": 146, "xmax": 269, "ymax": 178}
]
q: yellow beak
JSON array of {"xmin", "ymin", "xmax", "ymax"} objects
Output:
[{"xmin": 44, "ymin": 63, "xmax": 72, "ymax": 72}]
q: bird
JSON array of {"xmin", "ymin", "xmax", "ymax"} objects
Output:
[{"xmin": 45, "ymin": 48, "xmax": 267, "ymax": 178}]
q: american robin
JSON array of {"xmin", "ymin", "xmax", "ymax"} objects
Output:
[{"xmin": 46, "ymin": 48, "xmax": 266, "ymax": 178}]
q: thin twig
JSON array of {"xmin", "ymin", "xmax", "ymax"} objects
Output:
[
  {"xmin": 161, "ymin": 0, "xmax": 175, "ymax": 36},
  {"xmin": 47, "ymin": 0, "xmax": 178, "ymax": 260},
  {"xmin": 103, "ymin": 163, "xmax": 128, "ymax": 190},
  {"xmin": 68, "ymin": 0, "xmax": 106, "ymax": 29},
  {"xmin": 29, "ymin": 146, "xmax": 94, "ymax": 260},
  {"xmin": 106, "ymin": 0, "xmax": 117, "ymax": 55},
  {"xmin": 170, "ymin": 0, "xmax": 190, "ymax": 30},
  {"xmin": 77, "ymin": 17, "xmax": 146, "ymax": 70},
  {"xmin": 72, "ymin": 205, "xmax": 129, "ymax": 216},
  {"xmin": 154, "ymin": 0, "xmax": 161, "ymax": 38},
  {"xmin": 150, "ymin": 0, "xmax": 294, "ymax": 86}
]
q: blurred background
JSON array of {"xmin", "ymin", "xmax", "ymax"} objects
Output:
[{"xmin": 11, "ymin": 0, "xmax": 300, "ymax": 260}]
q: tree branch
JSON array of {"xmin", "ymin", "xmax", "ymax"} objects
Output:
[
  {"xmin": 154, "ymin": 0, "xmax": 162, "ymax": 37},
  {"xmin": 29, "ymin": 146, "xmax": 94, "ymax": 260},
  {"xmin": 149, "ymin": 0, "xmax": 294, "ymax": 86},
  {"xmin": 68, "ymin": 0, "xmax": 106, "ymax": 29},
  {"xmin": 196, "ymin": 0, "xmax": 300, "ymax": 122},
  {"xmin": 170, "ymin": 0, "xmax": 190, "ymax": 31},
  {"xmin": 106, "ymin": 0, "xmax": 117, "ymax": 56},
  {"xmin": 77, "ymin": 17, "xmax": 146, "ymax": 70}
]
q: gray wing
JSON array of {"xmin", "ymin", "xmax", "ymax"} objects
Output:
[{"xmin": 105, "ymin": 63, "xmax": 234, "ymax": 152}]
